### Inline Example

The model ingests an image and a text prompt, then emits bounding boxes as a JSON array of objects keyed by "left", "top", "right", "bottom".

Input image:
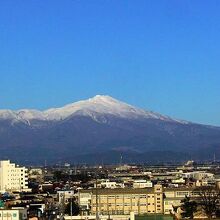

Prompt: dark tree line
[
  {"left": 65, "top": 198, "right": 80, "bottom": 216},
  {"left": 181, "top": 186, "right": 220, "bottom": 219}
]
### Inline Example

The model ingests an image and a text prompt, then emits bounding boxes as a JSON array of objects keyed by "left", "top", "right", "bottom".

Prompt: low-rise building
[
  {"left": 0, "top": 208, "right": 27, "bottom": 220},
  {"left": 78, "top": 185, "right": 163, "bottom": 215},
  {"left": 95, "top": 180, "right": 124, "bottom": 189},
  {"left": 182, "top": 171, "right": 214, "bottom": 180},
  {"left": 132, "top": 180, "right": 153, "bottom": 188},
  {"left": 57, "top": 190, "right": 75, "bottom": 203}
]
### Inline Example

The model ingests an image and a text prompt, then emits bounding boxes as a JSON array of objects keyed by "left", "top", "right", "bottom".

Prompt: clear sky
[{"left": 0, "top": 0, "right": 219, "bottom": 126}]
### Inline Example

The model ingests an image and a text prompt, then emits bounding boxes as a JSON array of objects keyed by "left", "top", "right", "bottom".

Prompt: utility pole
[
  {"left": 70, "top": 196, "right": 73, "bottom": 220},
  {"left": 95, "top": 171, "right": 99, "bottom": 220},
  {"left": 59, "top": 193, "right": 65, "bottom": 220},
  {"left": 120, "top": 154, "right": 123, "bottom": 166}
]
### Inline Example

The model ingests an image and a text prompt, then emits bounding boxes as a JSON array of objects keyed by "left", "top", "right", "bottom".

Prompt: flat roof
[{"left": 79, "top": 188, "right": 155, "bottom": 194}]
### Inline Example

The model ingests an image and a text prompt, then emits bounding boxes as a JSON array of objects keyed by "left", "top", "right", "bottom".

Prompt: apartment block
[{"left": 0, "top": 160, "right": 29, "bottom": 192}]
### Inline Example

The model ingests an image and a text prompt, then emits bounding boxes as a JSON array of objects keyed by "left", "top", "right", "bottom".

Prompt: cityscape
[
  {"left": 1, "top": 159, "right": 220, "bottom": 219},
  {"left": 0, "top": 1, "right": 220, "bottom": 220}
]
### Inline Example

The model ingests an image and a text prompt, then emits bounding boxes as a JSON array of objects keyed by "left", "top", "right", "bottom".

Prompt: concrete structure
[
  {"left": 0, "top": 160, "right": 29, "bottom": 192},
  {"left": 182, "top": 171, "right": 214, "bottom": 180},
  {"left": 62, "top": 212, "right": 134, "bottom": 220},
  {"left": 0, "top": 208, "right": 27, "bottom": 220},
  {"left": 163, "top": 198, "right": 182, "bottom": 215},
  {"left": 95, "top": 180, "right": 124, "bottom": 189},
  {"left": 163, "top": 187, "right": 200, "bottom": 215},
  {"left": 57, "top": 190, "right": 75, "bottom": 203},
  {"left": 78, "top": 185, "right": 163, "bottom": 215},
  {"left": 132, "top": 180, "right": 153, "bottom": 188}
]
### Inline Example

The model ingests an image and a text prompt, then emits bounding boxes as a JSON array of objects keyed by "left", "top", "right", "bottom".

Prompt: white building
[
  {"left": 57, "top": 190, "right": 75, "bottom": 203},
  {"left": 0, "top": 160, "right": 29, "bottom": 193},
  {"left": 132, "top": 180, "right": 153, "bottom": 188},
  {"left": 182, "top": 171, "right": 214, "bottom": 180},
  {"left": 0, "top": 208, "right": 27, "bottom": 220},
  {"left": 95, "top": 180, "right": 124, "bottom": 189},
  {"left": 78, "top": 191, "right": 92, "bottom": 214}
]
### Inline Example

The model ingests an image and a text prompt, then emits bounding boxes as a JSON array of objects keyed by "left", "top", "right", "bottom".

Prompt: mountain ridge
[
  {"left": 0, "top": 95, "right": 220, "bottom": 164},
  {"left": 0, "top": 95, "right": 190, "bottom": 125}
]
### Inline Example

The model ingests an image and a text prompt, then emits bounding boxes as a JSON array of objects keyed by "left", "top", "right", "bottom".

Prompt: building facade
[
  {"left": 0, "top": 208, "right": 27, "bottom": 220},
  {"left": 79, "top": 185, "right": 163, "bottom": 215},
  {"left": 0, "top": 160, "right": 29, "bottom": 192}
]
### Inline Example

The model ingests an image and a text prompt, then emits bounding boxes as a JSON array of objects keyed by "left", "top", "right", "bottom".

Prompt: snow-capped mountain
[
  {"left": 0, "top": 95, "right": 219, "bottom": 164},
  {"left": 0, "top": 95, "right": 187, "bottom": 124}
]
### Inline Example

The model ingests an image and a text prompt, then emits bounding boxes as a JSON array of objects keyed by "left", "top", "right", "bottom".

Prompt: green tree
[
  {"left": 65, "top": 198, "right": 80, "bottom": 216},
  {"left": 181, "top": 196, "right": 197, "bottom": 219},
  {"left": 197, "top": 186, "right": 220, "bottom": 219}
]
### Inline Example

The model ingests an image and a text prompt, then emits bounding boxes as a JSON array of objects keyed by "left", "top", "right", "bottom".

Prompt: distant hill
[{"left": 0, "top": 95, "right": 220, "bottom": 164}]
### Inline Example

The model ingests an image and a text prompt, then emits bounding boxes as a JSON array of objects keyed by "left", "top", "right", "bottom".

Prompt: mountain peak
[
  {"left": 0, "top": 95, "right": 187, "bottom": 124},
  {"left": 44, "top": 95, "right": 175, "bottom": 122},
  {"left": 89, "top": 95, "right": 118, "bottom": 103},
  {"left": 44, "top": 95, "right": 145, "bottom": 120}
]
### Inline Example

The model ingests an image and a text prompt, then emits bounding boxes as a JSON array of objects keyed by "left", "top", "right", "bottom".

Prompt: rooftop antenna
[{"left": 214, "top": 153, "right": 216, "bottom": 163}]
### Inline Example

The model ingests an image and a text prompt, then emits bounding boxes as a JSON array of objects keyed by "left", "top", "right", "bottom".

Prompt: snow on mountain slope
[
  {"left": 0, "top": 109, "right": 46, "bottom": 125},
  {"left": 0, "top": 95, "right": 188, "bottom": 124},
  {"left": 17, "top": 109, "right": 46, "bottom": 120},
  {"left": 0, "top": 110, "right": 17, "bottom": 120},
  {"left": 44, "top": 95, "right": 169, "bottom": 120}
]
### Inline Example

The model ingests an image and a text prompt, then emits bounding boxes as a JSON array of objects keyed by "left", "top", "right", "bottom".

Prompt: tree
[
  {"left": 65, "top": 198, "right": 80, "bottom": 216},
  {"left": 196, "top": 186, "right": 220, "bottom": 219},
  {"left": 181, "top": 196, "right": 197, "bottom": 219}
]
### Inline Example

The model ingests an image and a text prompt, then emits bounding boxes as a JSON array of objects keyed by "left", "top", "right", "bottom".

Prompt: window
[
  {"left": 108, "top": 196, "right": 115, "bottom": 198},
  {"left": 140, "top": 195, "right": 146, "bottom": 198},
  {"left": 177, "top": 191, "right": 189, "bottom": 197}
]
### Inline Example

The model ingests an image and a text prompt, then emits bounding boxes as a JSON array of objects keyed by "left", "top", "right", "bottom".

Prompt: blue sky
[{"left": 0, "top": 0, "right": 219, "bottom": 125}]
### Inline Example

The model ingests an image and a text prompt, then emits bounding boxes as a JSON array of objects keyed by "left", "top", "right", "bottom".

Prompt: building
[
  {"left": 57, "top": 190, "right": 75, "bottom": 203},
  {"left": 163, "top": 187, "right": 200, "bottom": 215},
  {"left": 79, "top": 185, "right": 208, "bottom": 216},
  {"left": 0, "top": 160, "right": 29, "bottom": 192},
  {"left": 95, "top": 180, "right": 124, "bottom": 189},
  {"left": 0, "top": 208, "right": 27, "bottom": 220},
  {"left": 78, "top": 184, "right": 163, "bottom": 215},
  {"left": 132, "top": 180, "right": 153, "bottom": 188},
  {"left": 182, "top": 171, "right": 214, "bottom": 180}
]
